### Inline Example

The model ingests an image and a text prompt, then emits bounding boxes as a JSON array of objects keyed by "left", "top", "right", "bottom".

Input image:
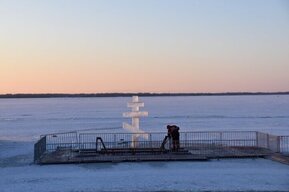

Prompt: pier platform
[{"left": 34, "top": 131, "right": 289, "bottom": 165}]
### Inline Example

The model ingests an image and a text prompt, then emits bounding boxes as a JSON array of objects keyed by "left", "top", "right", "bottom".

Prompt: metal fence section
[
  {"left": 182, "top": 131, "right": 256, "bottom": 147},
  {"left": 79, "top": 132, "right": 164, "bottom": 150},
  {"left": 268, "top": 134, "right": 280, "bottom": 152},
  {"left": 34, "top": 130, "right": 289, "bottom": 163},
  {"left": 45, "top": 131, "right": 78, "bottom": 152},
  {"left": 256, "top": 132, "right": 269, "bottom": 148},
  {"left": 34, "top": 136, "right": 46, "bottom": 163},
  {"left": 256, "top": 132, "right": 280, "bottom": 152},
  {"left": 77, "top": 131, "right": 258, "bottom": 152},
  {"left": 280, "top": 136, "right": 289, "bottom": 153}
]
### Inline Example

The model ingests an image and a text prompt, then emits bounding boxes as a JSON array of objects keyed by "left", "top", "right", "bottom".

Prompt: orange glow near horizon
[{"left": 1, "top": 52, "right": 288, "bottom": 94}]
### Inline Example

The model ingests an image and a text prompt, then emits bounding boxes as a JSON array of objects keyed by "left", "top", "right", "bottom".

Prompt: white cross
[{"left": 123, "top": 96, "right": 148, "bottom": 148}]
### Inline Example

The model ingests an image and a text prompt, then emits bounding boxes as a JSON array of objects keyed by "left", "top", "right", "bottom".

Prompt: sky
[{"left": 0, "top": 0, "right": 289, "bottom": 94}]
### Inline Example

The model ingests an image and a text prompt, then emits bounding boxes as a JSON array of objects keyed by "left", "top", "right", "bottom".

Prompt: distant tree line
[{"left": 0, "top": 92, "right": 289, "bottom": 99}]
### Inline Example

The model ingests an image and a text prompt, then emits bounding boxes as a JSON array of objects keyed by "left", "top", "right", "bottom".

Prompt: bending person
[{"left": 167, "top": 125, "right": 180, "bottom": 151}]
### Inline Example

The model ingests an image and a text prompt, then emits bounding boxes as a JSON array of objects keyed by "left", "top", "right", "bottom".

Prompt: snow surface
[
  {"left": 1, "top": 96, "right": 289, "bottom": 191},
  {"left": 1, "top": 143, "right": 289, "bottom": 192},
  {"left": 1, "top": 95, "right": 289, "bottom": 141}
]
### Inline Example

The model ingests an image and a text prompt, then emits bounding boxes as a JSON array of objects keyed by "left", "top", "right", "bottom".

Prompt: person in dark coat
[{"left": 167, "top": 125, "right": 180, "bottom": 151}]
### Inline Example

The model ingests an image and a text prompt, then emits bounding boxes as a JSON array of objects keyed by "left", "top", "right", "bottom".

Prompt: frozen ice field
[
  {"left": 1, "top": 95, "right": 289, "bottom": 191},
  {"left": 1, "top": 140, "right": 289, "bottom": 192}
]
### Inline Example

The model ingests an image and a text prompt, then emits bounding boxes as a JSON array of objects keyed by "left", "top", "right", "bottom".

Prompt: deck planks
[{"left": 38, "top": 146, "right": 273, "bottom": 164}]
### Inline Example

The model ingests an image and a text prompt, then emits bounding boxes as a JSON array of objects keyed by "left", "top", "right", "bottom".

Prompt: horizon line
[{"left": 0, "top": 91, "right": 289, "bottom": 98}]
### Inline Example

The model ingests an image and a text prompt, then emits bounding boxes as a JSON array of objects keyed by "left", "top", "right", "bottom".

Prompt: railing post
[
  {"left": 220, "top": 132, "right": 223, "bottom": 145},
  {"left": 277, "top": 136, "right": 280, "bottom": 153},
  {"left": 96, "top": 137, "right": 98, "bottom": 152},
  {"left": 78, "top": 134, "right": 81, "bottom": 153},
  {"left": 149, "top": 133, "right": 152, "bottom": 148},
  {"left": 114, "top": 134, "right": 116, "bottom": 148},
  {"left": 34, "top": 136, "right": 47, "bottom": 164},
  {"left": 266, "top": 133, "right": 269, "bottom": 149},
  {"left": 185, "top": 132, "right": 187, "bottom": 147},
  {"left": 256, "top": 132, "right": 259, "bottom": 147}
]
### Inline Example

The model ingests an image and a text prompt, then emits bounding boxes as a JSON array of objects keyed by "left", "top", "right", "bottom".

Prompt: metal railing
[
  {"left": 280, "top": 136, "right": 289, "bottom": 154},
  {"left": 34, "top": 130, "right": 289, "bottom": 163},
  {"left": 256, "top": 132, "right": 281, "bottom": 153},
  {"left": 34, "top": 136, "right": 47, "bottom": 163},
  {"left": 45, "top": 131, "right": 78, "bottom": 152},
  {"left": 77, "top": 131, "right": 257, "bottom": 150}
]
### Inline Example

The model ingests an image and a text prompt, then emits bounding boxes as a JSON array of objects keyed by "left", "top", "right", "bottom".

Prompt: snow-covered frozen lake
[
  {"left": 1, "top": 95, "right": 289, "bottom": 191},
  {"left": 1, "top": 155, "right": 289, "bottom": 192}
]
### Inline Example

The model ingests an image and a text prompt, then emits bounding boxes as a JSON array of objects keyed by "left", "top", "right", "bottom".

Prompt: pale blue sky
[{"left": 0, "top": 0, "right": 289, "bottom": 93}]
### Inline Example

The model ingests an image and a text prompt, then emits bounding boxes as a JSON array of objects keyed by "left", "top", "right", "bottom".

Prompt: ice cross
[{"left": 123, "top": 96, "right": 149, "bottom": 148}]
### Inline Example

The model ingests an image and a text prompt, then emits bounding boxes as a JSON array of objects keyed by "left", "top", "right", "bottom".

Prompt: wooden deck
[{"left": 38, "top": 146, "right": 273, "bottom": 164}]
